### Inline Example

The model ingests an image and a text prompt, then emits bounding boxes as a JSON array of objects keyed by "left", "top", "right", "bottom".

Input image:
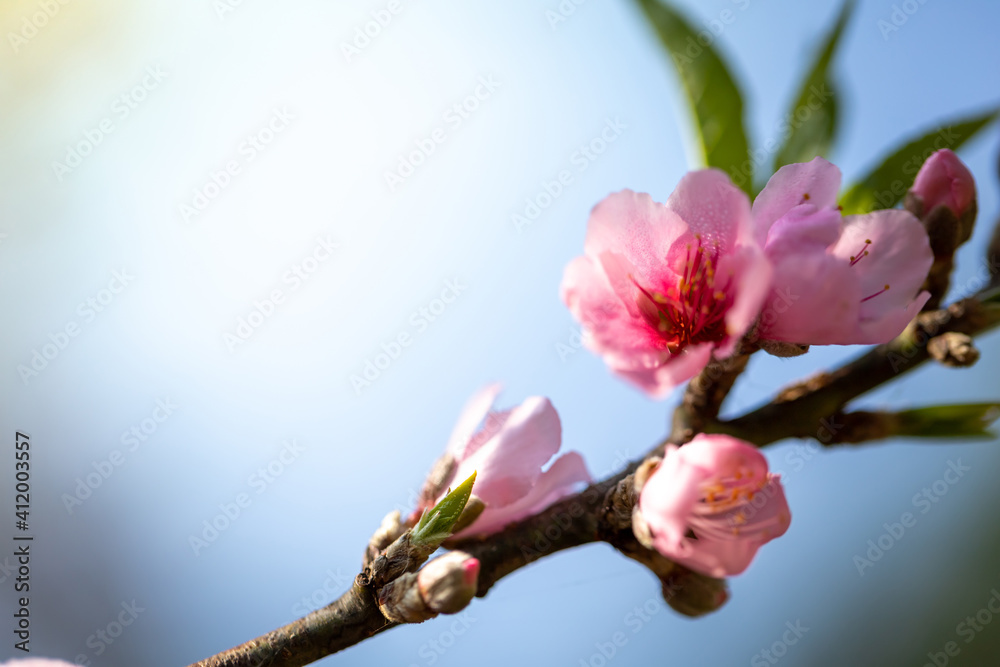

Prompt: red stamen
[
  {"left": 861, "top": 284, "right": 890, "bottom": 302},
  {"left": 631, "top": 237, "right": 730, "bottom": 356},
  {"left": 849, "top": 239, "right": 873, "bottom": 267}
]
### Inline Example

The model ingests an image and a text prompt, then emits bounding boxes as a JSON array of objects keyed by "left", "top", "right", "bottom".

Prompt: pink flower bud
[
  {"left": 911, "top": 149, "right": 977, "bottom": 224},
  {"left": 637, "top": 434, "right": 791, "bottom": 577},
  {"left": 417, "top": 551, "right": 480, "bottom": 615}
]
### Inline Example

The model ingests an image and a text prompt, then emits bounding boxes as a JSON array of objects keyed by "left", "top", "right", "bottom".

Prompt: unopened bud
[
  {"left": 906, "top": 150, "right": 978, "bottom": 309},
  {"left": 661, "top": 566, "right": 729, "bottom": 617},
  {"left": 632, "top": 456, "right": 662, "bottom": 494},
  {"left": 928, "top": 332, "right": 980, "bottom": 367},
  {"left": 909, "top": 149, "right": 977, "bottom": 237},
  {"left": 417, "top": 453, "right": 457, "bottom": 512},
  {"left": 758, "top": 339, "right": 810, "bottom": 358},
  {"left": 378, "top": 551, "right": 480, "bottom": 624},
  {"left": 418, "top": 551, "right": 480, "bottom": 614},
  {"left": 631, "top": 456, "right": 662, "bottom": 547},
  {"left": 364, "top": 510, "right": 405, "bottom": 568}
]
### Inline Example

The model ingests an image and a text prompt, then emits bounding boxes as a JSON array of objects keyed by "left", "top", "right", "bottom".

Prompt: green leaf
[
  {"left": 771, "top": 0, "right": 855, "bottom": 177},
  {"left": 894, "top": 403, "right": 1000, "bottom": 439},
  {"left": 412, "top": 471, "right": 476, "bottom": 547},
  {"left": 636, "top": 0, "right": 751, "bottom": 194},
  {"left": 839, "top": 109, "right": 1000, "bottom": 214}
]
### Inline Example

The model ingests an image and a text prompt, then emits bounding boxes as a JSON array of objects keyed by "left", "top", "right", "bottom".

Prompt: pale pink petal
[
  {"left": 596, "top": 250, "right": 647, "bottom": 320},
  {"left": 763, "top": 205, "right": 842, "bottom": 255},
  {"left": 752, "top": 157, "right": 842, "bottom": 242},
  {"left": 665, "top": 169, "right": 752, "bottom": 250},
  {"left": 714, "top": 245, "right": 772, "bottom": 357},
  {"left": 832, "top": 210, "right": 934, "bottom": 315},
  {"left": 758, "top": 253, "right": 861, "bottom": 344},
  {"left": 857, "top": 291, "right": 930, "bottom": 344},
  {"left": 453, "top": 397, "right": 561, "bottom": 506},
  {"left": 639, "top": 445, "right": 705, "bottom": 549},
  {"left": 675, "top": 434, "right": 770, "bottom": 480},
  {"left": 613, "top": 343, "right": 714, "bottom": 399},
  {"left": 0, "top": 661, "right": 79, "bottom": 667},
  {"left": 584, "top": 190, "right": 688, "bottom": 279},
  {"left": 562, "top": 255, "right": 633, "bottom": 331},
  {"left": 446, "top": 383, "right": 502, "bottom": 458},
  {"left": 456, "top": 451, "right": 591, "bottom": 537}
]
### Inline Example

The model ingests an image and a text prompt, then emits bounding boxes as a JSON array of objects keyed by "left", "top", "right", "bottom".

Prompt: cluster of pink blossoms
[
  {"left": 11, "top": 155, "right": 981, "bottom": 667},
  {"left": 410, "top": 151, "right": 974, "bottom": 583},
  {"left": 561, "top": 155, "right": 944, "bottom": 396}
]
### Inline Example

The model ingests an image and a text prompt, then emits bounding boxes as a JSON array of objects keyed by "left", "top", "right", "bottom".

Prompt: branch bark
[{"left": 717, "top": 298, "right": 1000, "bottom": 445}]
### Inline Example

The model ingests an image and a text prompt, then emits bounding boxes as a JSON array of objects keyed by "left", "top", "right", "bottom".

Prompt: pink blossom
[
  {"left": 911, "top": 149, "right": 976, "bottom": 222},
  {"left": 638, "top": 434, "right": 790, "bottom": 577},
  {"left": 0, "top": 661, "right": 78, "bottom": 667},
  {"left": 431, "top": 384, "right": 591, "bottom": 537},
  {"left": 753, "top": 157, "right": 933, "bottom": 345},
  {"left": 561, "top": 171, "right": 771, "bottom": 397}
]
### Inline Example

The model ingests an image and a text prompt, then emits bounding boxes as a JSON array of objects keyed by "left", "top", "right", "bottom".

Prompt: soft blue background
[{"left": 2, "top": 0, "right": 999, "bottom": 665}]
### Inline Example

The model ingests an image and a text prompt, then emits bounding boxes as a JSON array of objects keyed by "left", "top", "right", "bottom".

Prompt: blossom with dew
[{"left": 561, "top": 170, "right": 771, "bottom": 397}]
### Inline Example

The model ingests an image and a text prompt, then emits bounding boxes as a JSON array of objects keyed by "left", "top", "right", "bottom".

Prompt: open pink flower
[
  {"left": 561, "top": 171, "right": 771, "bottom": 397},
  {"left": 0, "top": 661, "right": 78, "bottom": 667},
  {"left": 638, "top": 434, "right": 790, "bottom": 577},
  {"left": 753, "top": 157, "right": 933, "bottom": 345},
  {"left": 911, "top": 149, "right": 976, "bottom": 223},
  {"left": 429, "top": 384, "right": 591, "bottom": 538}
]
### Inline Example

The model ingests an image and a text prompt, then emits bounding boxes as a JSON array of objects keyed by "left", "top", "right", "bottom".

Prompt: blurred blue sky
[{"left": 2, "top": 0, "right": 1000, "bottom": 665}]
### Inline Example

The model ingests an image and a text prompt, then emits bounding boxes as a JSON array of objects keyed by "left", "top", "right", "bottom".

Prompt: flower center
[{"left": 631, "top": 236, "right": 731, "bottom": 355}]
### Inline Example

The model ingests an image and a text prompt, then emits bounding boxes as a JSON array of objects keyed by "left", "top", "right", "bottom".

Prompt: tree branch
[
  {"left": 188, "top": 583, "right": 393, "bottom": 667},
  {"left": 188, "top": 296, "right": 1000, "bottom": 667},
  {"left": 717, "top": 297, "right": 1000, "bottom": 445}
]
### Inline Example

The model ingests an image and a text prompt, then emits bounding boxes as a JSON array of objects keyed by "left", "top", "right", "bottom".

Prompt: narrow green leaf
[
  {"left": 636, "top": 0, "right": 752, "bottom": 194},
  {"left": 412, "top": 471, "right": 476, "bottom": 547},
  {"left": 839, "top": 109, "right": 1000, "bottom": 214},
  {"left": 771, "top": 0, "right": 855, "bottom": 176},
  {"left": 894, "top": 403, "right": 1000, "bottom": 439}
]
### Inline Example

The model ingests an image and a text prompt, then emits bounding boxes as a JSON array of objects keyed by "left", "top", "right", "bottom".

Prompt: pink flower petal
[
  {"left": 665, "top": 169, "right": 753, "bottom": 250},
  {"left": 584, "top": 190, "right": 688, "bottom": 280},
  {"left": 454, "top": 397, "right": 561, "bottom": 506},
  {"left": 752, "top": 157, "right": 842, "bottom": 242},
  {"left": 446, "top": 383, "right": 502, "bottom": 458},
  {"left": 612, "top": 344, "right": 714, "bottom": 399},
  {"left": 758, "top": 253, "right": 861, "bottom": 344},
  {"left": 456, "top": 451, "right": 591, "bottom": 537},
  {"left": 831, "top": 210, "right": 933, "bottom": 315},
  {"left": 714, "top": 244, "right": 772, "bottom": 357},
  {"left": 434, "top": 388, "right": 592, "bottom": 538}
]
